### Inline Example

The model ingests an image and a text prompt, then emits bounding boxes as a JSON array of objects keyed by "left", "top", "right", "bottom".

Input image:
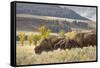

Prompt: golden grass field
[{"left": 16, "top": 42, "right": 96, "bottom": 65}]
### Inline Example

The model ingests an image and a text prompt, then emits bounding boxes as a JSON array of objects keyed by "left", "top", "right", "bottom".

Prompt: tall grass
[{"left": 16, "top": 44, "right": 96, "bottom": 65}]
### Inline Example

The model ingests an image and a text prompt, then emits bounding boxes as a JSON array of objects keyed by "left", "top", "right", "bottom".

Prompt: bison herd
[{"left": 35, "top": 32, "right": 96, "bottom": 54}]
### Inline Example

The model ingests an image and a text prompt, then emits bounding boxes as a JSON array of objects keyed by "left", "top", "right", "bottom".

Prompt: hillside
[
  {"left": 16, "top": 3, "right": 96, "bottom": 32},
  {"left": 16, "top": 3, "right": 89, "bottom": 20}
]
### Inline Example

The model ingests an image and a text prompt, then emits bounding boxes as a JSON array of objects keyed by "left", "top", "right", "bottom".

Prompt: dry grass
[{"left": 16, "top": 43, "right": 96, "bottom": 65}]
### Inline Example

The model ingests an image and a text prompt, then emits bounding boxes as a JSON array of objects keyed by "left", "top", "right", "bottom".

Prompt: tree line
[{"left": 17, "top": 25, "right": 76, "bottom": 46}]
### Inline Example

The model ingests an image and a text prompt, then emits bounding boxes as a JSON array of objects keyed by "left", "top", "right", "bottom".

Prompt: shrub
[
  {"left": 18, "top": 32, "right": 25, "bottom": 46},
  {"left": 65, "top": 31, "right": 77, "bottom": 40}
]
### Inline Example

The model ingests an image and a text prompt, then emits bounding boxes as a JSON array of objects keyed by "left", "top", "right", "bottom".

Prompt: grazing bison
[
  {"left": 34, "top": 37, "right": 64, "bottom": 54},
  {"left": 34, "top": 38, "right": 81, "bottom": 54},
  {"left": 74, "top": 32, "right": 96, "bottom": 47},
  {"left": 34, "top": 33, "right": 96, "bottom": 54},
  {"left": 65, "top": 39, "right": 81, "bottom": 49},
  {"left": 34, "top": 38, "right": 53, "bottom": 54},
  {"left": 83, "top": 33, "right": 96, "bottom": 47},
  {"left": 73, "top": 33, "right": 86, "bottom": 48},
  {"left": 54, "top": 39, "right": 81, "bottom": 49},
  {"left": 53, "top": 39, "right": 65, "bottom": 49}
]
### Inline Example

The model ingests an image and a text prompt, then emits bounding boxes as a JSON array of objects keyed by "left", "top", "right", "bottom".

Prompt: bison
[
  {"left": 34, "top": 38, "right": 53, "bottom": 54},
  {"left": 34, "top": 33, "right": 96, "bottom": 54},
  {"left": 83, "top": 33, "right": 96, "bottom": 47}
]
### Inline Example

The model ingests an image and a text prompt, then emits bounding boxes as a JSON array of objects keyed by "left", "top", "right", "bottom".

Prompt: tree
[
  {"left": 59, "top": 30, "right": 65, "bottom": 38},
  {"left": 18, "top": 32, "right": 25, "bottom": 46},
  {"left": 39, "top": 26, "right": 47, "bottom": 35},
  {"left": 39, "top": 26, "right": 51, "bottom": 39},
  {"left": 44, "top": 29, "right": 51, "bottom": 39},
  {"left": 33, "top": 35, "right": 41, "bottom": 46}
]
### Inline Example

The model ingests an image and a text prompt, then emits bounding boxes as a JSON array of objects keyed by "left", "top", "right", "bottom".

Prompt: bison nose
[{"left": 35, "top": 49, "right": 42, "bottom": 54}]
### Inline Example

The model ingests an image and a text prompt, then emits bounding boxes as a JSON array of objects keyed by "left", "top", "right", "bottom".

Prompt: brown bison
[
  {"left": 34, "top": 38, "right": 53, "bottom": 54},
  {"left": 34, "top": 37, "right": 64, "bottom": 54},
  {"left": 83, "top": 33, "right": 96, "bottom": 47},
  {"left": 74, "top": 32, "right": 96, "bottom": 47},
  {"left": 34, "top": 33, "right": 96, "bottom": 54},
  {"left": 35, "top": 38, "right": 81, "bottom": 54}
]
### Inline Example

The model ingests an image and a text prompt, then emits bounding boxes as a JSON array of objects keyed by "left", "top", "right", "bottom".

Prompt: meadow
[
  {"left": 16, "top": 27, "right": 96, "bottom": 65},
  {"left": 16, "top": 43, "right": 96, "bottom": 65}
]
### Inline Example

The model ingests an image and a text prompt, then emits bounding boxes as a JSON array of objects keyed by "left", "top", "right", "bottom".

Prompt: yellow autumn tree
[
  {"left": 39, "top": 26, "right": 51, "bottom": 39},
  {"left": 18, "top": 32, "right": 25, "bottom": 46}
]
